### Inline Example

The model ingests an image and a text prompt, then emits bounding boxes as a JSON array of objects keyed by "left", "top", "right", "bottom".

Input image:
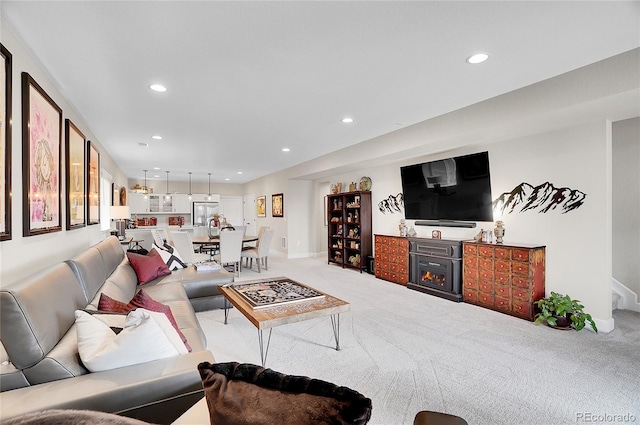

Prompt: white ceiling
[{"left": 2, "top": 1, "right": 639, "bottom": 184}]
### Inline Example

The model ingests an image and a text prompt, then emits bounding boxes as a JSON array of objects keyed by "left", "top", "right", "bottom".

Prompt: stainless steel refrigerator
[{"left": 192, "top": 201, "right": 220, "bottom": 227}]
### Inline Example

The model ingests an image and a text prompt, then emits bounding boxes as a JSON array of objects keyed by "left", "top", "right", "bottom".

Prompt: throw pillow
[
  {"left": 98, "top": 290, "right": 192, "bottom": 352},
  {"left": 75, "top": 309, "right": 187, "bottom": 372},
  {"left": 152, "top": 242, "right": 187, "bottom": 271},
  {"left": 198, "top": 362, "right": 372, "bottom": 425},
  {"left": 126, "top": 250, "right": 171, "bottom": 285}
]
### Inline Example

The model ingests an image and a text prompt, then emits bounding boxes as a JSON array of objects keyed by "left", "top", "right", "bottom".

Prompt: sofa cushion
[
  {"left": 88, "top": 262, "right": 138, "bottom": 309},
  {"left": 127, "top": 251, "right": 171, "bottom": 285},
  {"left": 152, "top": 243, "right": 187, "bottom": 271},
  {"left": 198, "top": 362, "right": 372, "bottom": 425},
  {"left": 98, "top": 291, "right": 192, "bottom": 352},
  {"left": 0, "top": 263, "right": 86, "bottom": 371},
  {"left": 75, "top": 309, "right": 187, "bottom": 372}
]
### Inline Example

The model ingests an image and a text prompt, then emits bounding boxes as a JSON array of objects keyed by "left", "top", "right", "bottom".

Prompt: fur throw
[{"left": 198, "top": 361, "right": 372, "bottom": 425}]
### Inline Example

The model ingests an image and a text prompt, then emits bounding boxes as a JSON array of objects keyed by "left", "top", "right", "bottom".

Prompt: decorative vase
[
  {"left": 407, "top": 226, "right": 417, "bottom": 237},
  {"left": 494, "top": 221, "right": 505, "bottom": 244}
]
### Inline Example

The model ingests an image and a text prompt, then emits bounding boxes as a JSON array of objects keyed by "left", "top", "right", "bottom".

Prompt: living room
[{"left": 1, "top": 2, "right": 639, "bottom": 424}]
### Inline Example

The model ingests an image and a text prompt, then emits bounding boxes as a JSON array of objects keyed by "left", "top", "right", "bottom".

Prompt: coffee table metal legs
[
  {"left": 258, "top": 329, "right": 273, "bottom": 367},
  {"left": 223, "top": 298, "right": 230, "bottom": 324},
  {"left": 330, "top": 313, "right": 341, "bottom": 351},
  {"left": 223, "top": 300, "right": 342, "bottom": 366}
]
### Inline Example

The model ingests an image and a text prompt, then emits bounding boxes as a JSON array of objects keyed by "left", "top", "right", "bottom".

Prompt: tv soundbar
[{"left": 415, "top": 220, "right": 477, "bottom": 228}]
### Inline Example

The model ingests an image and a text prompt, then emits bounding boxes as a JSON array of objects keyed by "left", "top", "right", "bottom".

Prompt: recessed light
[
  {"left": 237, "top": 171, "right": 243, "bottom": 175},
  {"left": 341, "top": 117, "right": 354, "bottom": 123},
  {"left": 153, "top": 167, "right": 160, "bottom": 170},
  {"left": 225, "top": 178, "right": 230, "bottom": 181},
  {"left": 152, "top": 135, "right": 162, "bottom": 140},
  {"left": 154, "top": 175, "right": 160, "bottom": 178},
  {"left": 138, "top": 142, "right": 148, "bottom": 147},
  {"left": 466, "top": 53, "right": 489, "bottom": 64},
  {"left": 282, "top": 148, "right": 290, "bottom": 152},
  {"left": 149, "top": 84, "right": 167, "bottom": 92}
]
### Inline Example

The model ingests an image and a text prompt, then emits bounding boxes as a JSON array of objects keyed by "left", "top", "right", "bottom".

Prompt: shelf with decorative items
[{"left": 327, "top": 191, "right": 371, "bottom": 273}]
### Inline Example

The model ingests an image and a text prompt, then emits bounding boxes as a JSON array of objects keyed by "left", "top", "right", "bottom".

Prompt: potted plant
[{"left": 534, "top": 292, "right": 598, "bottom": 332}]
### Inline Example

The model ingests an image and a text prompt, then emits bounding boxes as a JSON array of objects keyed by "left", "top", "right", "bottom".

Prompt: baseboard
[
  {"left": 287, "top": 252, "right": 316, "bottom": 259},
  {"left": 612, "top": 277, "right": 640, "bottom": 313},
  {"left": 592, "top": 316, "right": 615, "bottom": 333}
]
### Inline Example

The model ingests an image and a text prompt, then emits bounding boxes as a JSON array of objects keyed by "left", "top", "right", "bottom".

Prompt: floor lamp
[{"left": 110, "top": 206, "right": 130, "bottom": 239}]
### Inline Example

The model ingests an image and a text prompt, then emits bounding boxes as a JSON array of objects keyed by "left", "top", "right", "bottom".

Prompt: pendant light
[
  {"left": 188, "top": 172, "right": 193, "bottom": 200},
  {"left": 143, "top": 170, "right": 148, "bottom": 199},
  {"left": 207, "top": 172, "right": 212, "bottom": 200},
  {"left": 165, "top": 171, "right": 170, "bottom": 200}
]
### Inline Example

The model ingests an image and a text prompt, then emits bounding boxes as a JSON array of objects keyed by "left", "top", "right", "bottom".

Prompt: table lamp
[{"left": 110, "top": 206, "right": 130, "bottom": 239}]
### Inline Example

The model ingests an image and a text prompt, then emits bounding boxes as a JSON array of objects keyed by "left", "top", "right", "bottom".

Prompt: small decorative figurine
[{"left": 494, "top": 221, "right": 506, "bottom": 244}]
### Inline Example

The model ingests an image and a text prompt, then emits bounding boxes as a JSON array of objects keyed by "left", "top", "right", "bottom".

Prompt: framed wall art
[
  {"left": 112, "top": 183, "right": 120, "bottom": 206},
  {"left": 22, "top": 72, "right": 62, "bottom": 237},
  {"left": 272, "top": 193, "right": 283, "bottom": 218},
  {"left": 1, "top": 44, "right": 12, "bottom": 241},
  {"left": 65, "top": 119, "right": 86, "bottom": 230},
  {"left": 257, "top": 195, "right": 266, "bottom": 217},
  {"left": 87, "top": 141, "right": 100, "bottom": 225}
]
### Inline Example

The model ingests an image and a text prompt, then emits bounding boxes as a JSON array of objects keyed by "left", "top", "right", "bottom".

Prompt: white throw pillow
[
  {"left": 152, "top": 242, "right": 187, "bottom": 270},
  {"left": 75, "top": 308, "right": 188, "bottom": 372}
]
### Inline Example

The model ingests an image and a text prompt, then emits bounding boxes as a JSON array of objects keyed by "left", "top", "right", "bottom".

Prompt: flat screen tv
[{"left": 400, "top": 151, "right": 494, "bottom": 222}]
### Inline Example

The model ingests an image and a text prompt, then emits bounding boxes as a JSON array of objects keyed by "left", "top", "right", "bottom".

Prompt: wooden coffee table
[{"left": 218, "top": 277, "right": 350, "bottom": 366}]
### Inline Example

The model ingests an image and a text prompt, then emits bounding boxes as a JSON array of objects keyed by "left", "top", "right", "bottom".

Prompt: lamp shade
[{"left": 110, "top": 206, "right": 131, "bottom": 220}]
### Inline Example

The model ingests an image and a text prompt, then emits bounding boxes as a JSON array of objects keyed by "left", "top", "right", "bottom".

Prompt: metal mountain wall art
[
  {"left": 493, "top": 182, "right": 586, "bottom": 215},
  {"left": 378, "top": 193, "right": 404, "bottom": 214}
]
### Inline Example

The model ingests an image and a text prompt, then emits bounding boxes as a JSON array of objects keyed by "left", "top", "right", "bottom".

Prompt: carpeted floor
[{"left": 197, "top": 254, "right": 640, "bottom": 425}]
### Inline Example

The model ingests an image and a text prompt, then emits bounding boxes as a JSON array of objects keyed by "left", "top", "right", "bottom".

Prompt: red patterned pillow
[
  {"left": 98, "top": 290, "right": 192, "bottom": 352},
  {"left": 126, "top": 251, "right": 171, "bottom": 285}
]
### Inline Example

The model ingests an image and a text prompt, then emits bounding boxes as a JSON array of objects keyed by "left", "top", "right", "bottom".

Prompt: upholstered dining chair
[
  {"left": 151, "top": 229, "right": 169, "bottom": 247},
  {"left": 215, "top": 230, "right": 244, "bottom": 276},
  {"left": 241, "top": 229, "right": 274, "bottom": 272},
  {"left": 169, "top": 231, "right": 209, "bottom": 265},
  {"left": 243, "top": 226, "right": 269, "bottom": 251}
]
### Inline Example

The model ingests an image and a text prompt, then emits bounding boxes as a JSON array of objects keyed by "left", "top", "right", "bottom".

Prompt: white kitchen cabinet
[
  {"left": 173, "top": 194, "right": 191, "bottom": 213},
  {"left": 129, "top": 193, "right": 148, "bottom": 214}
]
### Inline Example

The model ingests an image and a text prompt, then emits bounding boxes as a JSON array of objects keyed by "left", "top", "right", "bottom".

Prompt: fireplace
[{"left": 408, "top": 238, "right": 462, "bottom": 302}]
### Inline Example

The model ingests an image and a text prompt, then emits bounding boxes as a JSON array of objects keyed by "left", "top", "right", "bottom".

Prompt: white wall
[
  {"left": 287, "top": 180, "right": 314, "bottom": 258},
  {"left": 612, "top": 117, "right": 640, "bottom": 296},
  {"left": 242, "top": 170, "right": 289, "bottom": 255},
  {"left": 0, "top": 21, "right": 128, "bottom": 285}
]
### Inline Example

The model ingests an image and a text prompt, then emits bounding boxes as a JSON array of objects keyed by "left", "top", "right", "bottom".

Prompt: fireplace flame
[{"left": 421, "top": 271, "right": 446, "bottom": 285}]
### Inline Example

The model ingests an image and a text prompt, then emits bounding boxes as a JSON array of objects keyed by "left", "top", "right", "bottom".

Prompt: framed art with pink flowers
[{"left": 21, "top": 72, "right": 62, "bottom": 237}]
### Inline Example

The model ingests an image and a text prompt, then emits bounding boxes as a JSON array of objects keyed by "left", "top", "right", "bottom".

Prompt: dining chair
[
  {"left": 234, "top": 225, "right": 247, "bottom": 235},
  {"left": 241, "top": 229, "right": 274, "bottom": 273},
  {"left": 169, "top": 231, "right": 209, "bottom": 265},
  {"left": 152, "top": 229, "right": 169, "bottom": 247},
  {"left": 215, "top": 230, "right": 244, "bottom": 276},
  {"left": 242, "top": 225, "right": 269, "bottom": 251}
]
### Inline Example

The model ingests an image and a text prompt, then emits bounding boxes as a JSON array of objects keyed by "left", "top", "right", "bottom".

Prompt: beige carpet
[{"left": 197, "top": 254, "right": 640, "bottom": 425}]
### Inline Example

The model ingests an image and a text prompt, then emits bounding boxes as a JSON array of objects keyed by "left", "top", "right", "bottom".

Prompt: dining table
[{"left": 191, "top": 234, "right": 258, "bottom": 246}]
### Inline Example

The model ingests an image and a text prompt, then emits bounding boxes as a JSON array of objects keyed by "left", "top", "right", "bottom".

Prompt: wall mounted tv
[{"left": 400, "top": 151, "right": 494, "bottom": 223}]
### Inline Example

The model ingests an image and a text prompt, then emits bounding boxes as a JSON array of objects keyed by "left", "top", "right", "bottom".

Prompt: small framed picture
[
  {"left": 87, "top": 141, "right": 100, "bottom": 225},
  {"left": 272, "top": 193, "right": 283, "bottom": 217},
  {"left": 256, "top": 195, "right": 266, "bottom": 217},
  {"left": 65, "top": 119, "right": 86, "bottom": 230},
  {"left": 432, "top": 230, "right": 441, "bottom": 239}
]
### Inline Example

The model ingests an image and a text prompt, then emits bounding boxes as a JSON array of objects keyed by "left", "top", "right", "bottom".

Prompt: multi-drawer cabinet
[
  {"left": 462, "top": 241, "right": 545, "bottom": 320},
  {"left": 374, "top": 235, "right": 410, "bottom": 285}
]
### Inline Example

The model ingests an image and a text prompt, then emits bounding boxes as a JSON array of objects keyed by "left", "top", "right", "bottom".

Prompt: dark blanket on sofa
[{"left": 198, "top": 361, "right": 372, "bottom": 425}]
